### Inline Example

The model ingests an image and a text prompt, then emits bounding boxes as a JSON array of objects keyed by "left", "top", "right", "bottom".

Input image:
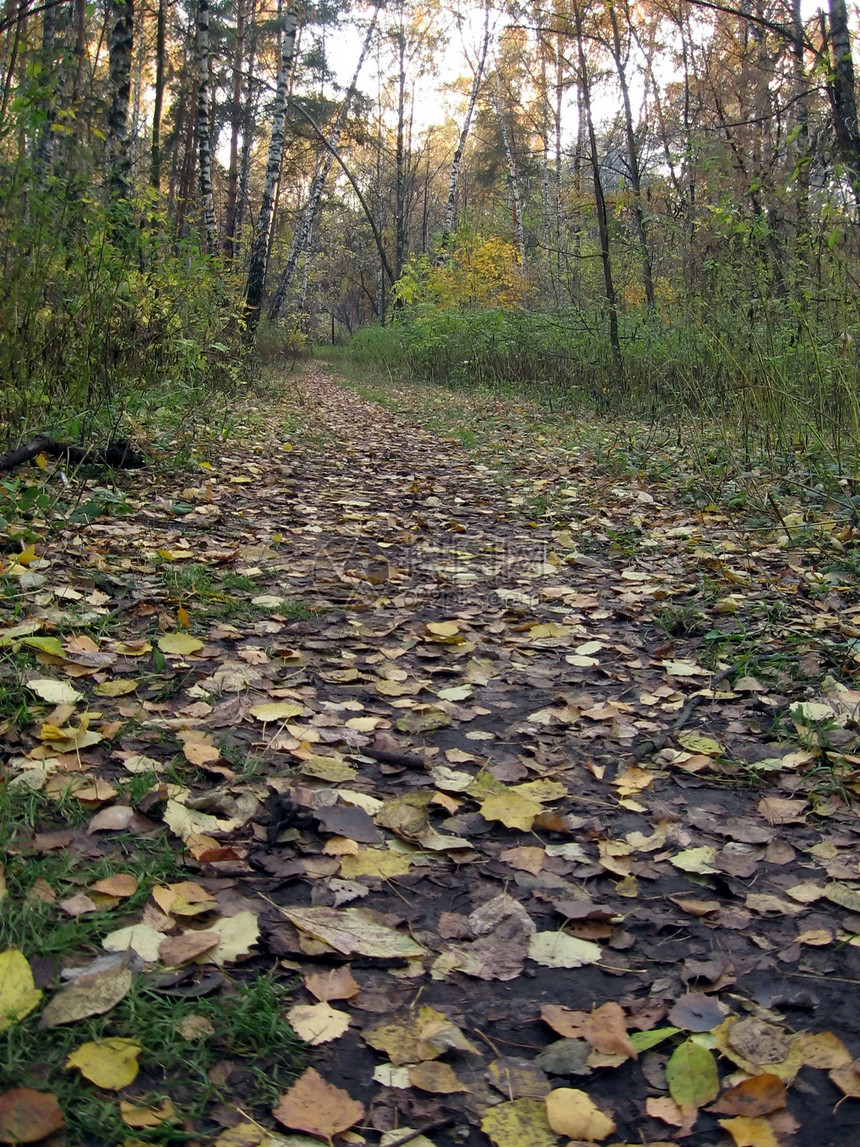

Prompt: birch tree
[
  {"left": 269, "top": 5, "right": 379, "bottom": 319},
  {"left": 442, "top": 0, "right": 493, "bottom": 240},
  {"left": 107, "top": 0, "right": 134, "bottom": 199},
  {"left": 244, "top": 4, "right": 300, "bottom": 335},
  {"left": 197, "top": 0, "right": 217, "bottom": 253}
]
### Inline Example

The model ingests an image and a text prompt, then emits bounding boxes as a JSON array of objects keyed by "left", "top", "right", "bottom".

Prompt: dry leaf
[
  {"left": 0, "top": 1088, "right": 64, "bottom": 1143},
  {"left": 545, "top": 1087, "right": 616, "bottom": 1140},
  {"left": 272, "top": 1067, "right": 364, "bottom": 1139},
  {"left": 286, "top": 1002, "right": 350, "bottom": 1045},
  {"left": 65, "top": 1038, "right": 141, "bottom": 1089},
  {"left": 480, "top": 1097, "right": 557, "bottom": 1147},
  {"left": 38, "top": 964, "right": 132, "bottom": 1028},
  {"left": 304, "top": 967, "right": 359, "bottom": 1002},
  {"left": 0, "top": 950, "right": 42, "bottom": 1031}
]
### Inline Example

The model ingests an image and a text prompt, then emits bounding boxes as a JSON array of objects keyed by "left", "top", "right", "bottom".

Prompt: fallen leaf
[
  {"left": 545, "top": 1087, "right": 616, "bottom": 1140},
  {"left": 665, "top": 1039, "right": 719, "bottom": 1112},
  {"left": 119, "top": 1098, "right": 176, "bottom": 1128},
  {"left": 407, "top": 1060, "right": 469, "bottom": 1093},
  {"left": 27, "top": 678, "right": 83, "bottom": 704},
  {"left": 0, "top": 1089, "right": 64, "bottom": 1143},
  {"left": 157, "top": 632, "right": 204, "bottom": 656},
  {"left": 65, "top": 1038, "right": 141, "bottom": 1089},
  {"left": 286, "top": 1002, "right": 350, "bottom": 1045},
  {"left": 38, "top": 964, "right": 132, "bottom": 1028},
  {"left": 304, "top": 967, "right": 360, "bottom": 1002},
  {"left": 709, "top": 1073, "right": 786, "bottom": 1117},
  {"left": 580, "top": 1002, "right": 637, "bottom": 1059},
  {"left": 718, "top": 1115, "right": 779, "bottom": 1147},
  {"left": 0, "top": 950, "right": 43, "bottom": 1031},
  {"left": 528, "top": 931, "right": 602, "bottom": 968},
  {"left": 480, "top": 1097, "right": 558, "bottom": 1147},
  {"left": 272, "top": 1067, "right": 364, "bottom": 1139},
  {"left": 281, "top": 906, "right": 425, "bottom": 959}
]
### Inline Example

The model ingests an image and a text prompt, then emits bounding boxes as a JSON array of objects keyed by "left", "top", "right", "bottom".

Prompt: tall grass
[{"left": 346, "top": 300, "right": 860, "bottom": 482}]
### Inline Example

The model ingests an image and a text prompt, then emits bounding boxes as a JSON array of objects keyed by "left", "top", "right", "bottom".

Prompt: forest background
[{"left": 2, "top": 0, "right": 860, "bottom": 484}]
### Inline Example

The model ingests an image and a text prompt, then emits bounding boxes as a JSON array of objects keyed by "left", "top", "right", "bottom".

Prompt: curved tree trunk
[
  {"left": 244, "top": 4, "right": 299, "bottom": 336},
  {"left": 269, "top": 5, "right": 378, "bottom": 319},
  {"left": 442, "top": 0, "right": 491, "bottom": 240}
]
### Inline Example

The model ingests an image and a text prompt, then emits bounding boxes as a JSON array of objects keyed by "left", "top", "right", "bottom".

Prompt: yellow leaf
[
  {"left": 0, "top": 949, "right": 43, "bottom": 1030},
  {"left": 157, "top": 632, "right": 203, "bottom": 656},
  {"left": 177, "top": 605, "right": 190, "bottom": 629},
  {"left": 119, "top": 1099, "right": 176, "bottom": 1128},
  {"left": 35, "top": 452, "right": 48, "bottom": 470},
  {"left": 17, "top": 545, "right": 37, "bottom": 566},
  {"left": 718, "top": 1115, "right": 779, "bottom": 1147},
  {"left": 199, "top": 910, "right": 260, "bottom": 966},
  {"left": 528, "top": 931, "right": 602, "bottom": 968},
  {"left": 677, "top": 732, "right": 724, "bottom": 756},
  {"left": 545, "top": 1087, "right": 617, "bottom": 1140},
  {"left": 480, "top": 793, "right": 541, "bottom": 831},
  {"left": 426, "top": 621, "right": 460, "bottom": 637},
  {"left": 480, "top": 1098, "right": 557, "bottom": 1147},
  {"left": 248, "top": 701, "right": 304, "bottom": 722},
  {"left": 93, "top": 679, "right": 138, "bottom": 697},
  {"left": 28, "top": 678, "right": 83, "bottom": 705},
  {"left": 340, "top": 849, "right": 412, "bottom": 879},
  {"left": 65, "top": 1038, "right": 141, "bottom": 1089},
  {"left": 287, "top": 1001, "right": 351, "bottom": 1045}
]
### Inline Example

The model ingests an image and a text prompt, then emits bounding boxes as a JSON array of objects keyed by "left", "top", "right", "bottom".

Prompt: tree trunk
[
  {"left": 574, "top": 2, "right": 620, "bottom": 363},
  {"left": 606, "top": 0, "right": 654, "bottom": 308},
  {"left": 107, "top": 0, "right": 134, "bottom": 199},
  {"left": 234, "top": 0, "right": 259, "bottom": 260},
  {"left": 492, "top": 70, "right": 525, "bottom": 265},
  {"left": 269, "top": 6, "right": 378, "bottom": 318},
  {"left": 442, "top": 0, "right": 491, "bottom": 240},
  {"left": 197, "top": 0, "right": 217, "bottom": 252},
  {"left": 826, "top": 0, "right": 860, "bottom": 202},
  {"left": 395, "top": 21, "right": 408, "bottom": 278},
  {"left": 244, "top": 4, "right": 299, "bottom": 336},
  {"left": 223, "top": 0, "right": 245, "bottom": 256},
  {"left": 150, "top": 0, "right": 166, "bottom": 189}
]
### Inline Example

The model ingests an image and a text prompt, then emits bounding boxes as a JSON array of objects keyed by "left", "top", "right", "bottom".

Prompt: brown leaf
[
  {"left": 408, "top": 1061, "right": 469, "bottom": 1093},
  {"left": 668, "top": 992, "right": 730, "bottom": 1033},
  {"left": 580, "top": 1001, "right": 637, "bottom": 1060},
  {"left": 709, "top": 1073, "right": 787, "bottom": 1117},
  {"left": 272, "top": 1067, "right": 364, "bottom": 1139},
  {"left": 38, "top": 964, "right": 132, "bottom": 1028},
  {"left": 158, "top": 931, "right": 220, "bottom": 966},
  {"left": 0, "top": 1089, "right": 64, "bottom": 1143},
  {"left": 304, "top": 966, "right": 360, "bottom": 1002}
]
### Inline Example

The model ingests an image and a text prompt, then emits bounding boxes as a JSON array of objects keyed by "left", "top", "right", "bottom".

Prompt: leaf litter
[{"left": 2, "top": 366, "right": 860, "bottom": 1144}]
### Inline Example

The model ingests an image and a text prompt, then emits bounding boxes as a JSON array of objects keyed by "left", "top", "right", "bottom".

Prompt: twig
[
  {"left": 627, "top": 666, "right": 735, "bottom": 764},
  {"left": 377, "top": 1116, "right": 455, "bottom": 1147}
]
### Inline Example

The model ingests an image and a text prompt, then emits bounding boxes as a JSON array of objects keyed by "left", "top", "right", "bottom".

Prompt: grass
[{"left": 0, "top": 782, "right": 304, "bottom": 1144}]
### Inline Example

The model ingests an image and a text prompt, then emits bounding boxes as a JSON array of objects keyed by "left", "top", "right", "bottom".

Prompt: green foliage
[
  {"left": 349, "top": 296, "right": 860, "bottom": 484},
  {"left": 0, "top": 170, "right": 247, "bottom": 450},
  {"left": 393, "top": 234, "right": 527, "bottom": 310}
]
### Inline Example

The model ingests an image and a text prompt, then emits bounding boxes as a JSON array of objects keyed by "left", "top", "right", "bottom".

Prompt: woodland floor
[{"left": 4, "top": 363, "right": 860, "bottom": 1147}]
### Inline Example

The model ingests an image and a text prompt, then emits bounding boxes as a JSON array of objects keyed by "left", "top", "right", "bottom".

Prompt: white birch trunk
[{"left": 244, "top": 4, "right": 299, "bottom": 334}]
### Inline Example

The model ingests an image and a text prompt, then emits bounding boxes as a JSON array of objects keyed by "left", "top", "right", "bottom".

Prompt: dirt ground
[{"left": 6, "top": 364, "right": 860, "bottom": 1146}]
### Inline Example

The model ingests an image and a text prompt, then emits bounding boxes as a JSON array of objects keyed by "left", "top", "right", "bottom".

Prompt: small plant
[{"left": 656, "top": 603, "right": 706, "bottom": 637}]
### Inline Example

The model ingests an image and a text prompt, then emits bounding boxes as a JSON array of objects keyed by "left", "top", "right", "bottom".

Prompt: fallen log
[{"left": 0, "top": 436, "right": 144, "bottom": 473}]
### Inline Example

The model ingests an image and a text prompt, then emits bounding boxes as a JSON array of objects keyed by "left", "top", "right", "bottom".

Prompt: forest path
[{"left": 5, "top": 364, "right": 860, "bottom": 1146}]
